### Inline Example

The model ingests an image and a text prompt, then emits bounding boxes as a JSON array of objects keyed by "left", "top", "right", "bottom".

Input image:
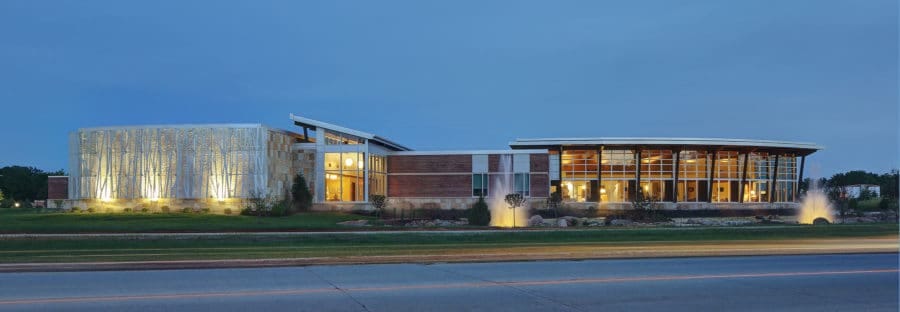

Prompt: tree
[
  {"left": 0, "top": 189, "right": 4, "bottom": 203},
  {"left": 504, "top": 193, "right": 526, "bottom": 228},
  {"left": 545, "top": 191, "right": 562, "bottom": 218},
  {"left": 467, "top": 196, "right": 491, "bottom": 226},
  {"left": 0, "top": 166, "right": 65, "bottom": 202},
  {"left": 370, "top": 195, "right": 386, "bottom": 218},
  {"left": 291, "top": 173, "right": 313, "bottom": 212}
]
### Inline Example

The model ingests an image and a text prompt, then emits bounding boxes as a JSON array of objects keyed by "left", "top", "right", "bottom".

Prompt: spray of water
[
  {"left": 797, "top": 178, "right": 835, "bottom": 224},
  {"left": 489, "top": 154, "right": 529, "bottom": 227}
]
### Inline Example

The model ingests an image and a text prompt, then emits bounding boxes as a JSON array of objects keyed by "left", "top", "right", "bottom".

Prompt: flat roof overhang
[{"left": 509, "top": 137, "right": 822, "bottom": 156}]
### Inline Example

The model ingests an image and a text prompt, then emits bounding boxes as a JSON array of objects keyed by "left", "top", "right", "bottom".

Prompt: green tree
[
  {"left": 504, "top": 193, "right": 526, "bottom": 228},
  {"left": 467, "top": 196, "right": 491, "bottom": 226},
  {"left": 291, "top": 173, "right": 313, "bottom": 212},
  {"left": 0, "top": 166, "right": 65, "bottom": 202},
  {"left": 370, "top": 195, "right": 387, "bottom": 218}
]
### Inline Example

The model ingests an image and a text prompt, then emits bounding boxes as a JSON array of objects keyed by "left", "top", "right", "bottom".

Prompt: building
[{"left": 51, "top": 115, "right": 821, "bottom": 216}]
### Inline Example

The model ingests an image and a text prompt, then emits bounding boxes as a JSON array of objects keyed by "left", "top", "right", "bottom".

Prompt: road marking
[{"left": 0, "top": 268, "right": 896, "bottom": 306}]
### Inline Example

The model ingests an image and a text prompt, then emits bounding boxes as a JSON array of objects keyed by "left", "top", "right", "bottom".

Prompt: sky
[{"left": 0, "top": 1, "right": 897, "bottom": 177}]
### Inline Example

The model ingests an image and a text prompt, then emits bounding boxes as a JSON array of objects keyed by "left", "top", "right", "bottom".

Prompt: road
[{"left": 0, "top": 253, "right": 896, "bottom": 311}]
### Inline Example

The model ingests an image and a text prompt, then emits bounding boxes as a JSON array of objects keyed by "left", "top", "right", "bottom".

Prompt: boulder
[
  {"left": 337, "top": 220, "right": 369, "bottom": 226},
  {"left": 528, "top": 215, "right": 545, "bottom": 227},
  {"left": 557, "top": 218, "right": 568, "bottom": 227},
  {"left": 609, "top": 219, "right": 633, "bottom": 226}
]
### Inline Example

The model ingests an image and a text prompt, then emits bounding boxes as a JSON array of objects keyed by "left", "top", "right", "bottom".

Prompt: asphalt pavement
[{"left": 0, "top": 253, "right": 896, "bottom": 311}]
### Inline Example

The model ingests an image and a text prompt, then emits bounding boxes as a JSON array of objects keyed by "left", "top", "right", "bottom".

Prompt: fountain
[
  {"left": 797, "top": 177, "right": 835, "bottom": 224},
  {"left": 489, "top": 154, "right": 529, "bottom": 227}
]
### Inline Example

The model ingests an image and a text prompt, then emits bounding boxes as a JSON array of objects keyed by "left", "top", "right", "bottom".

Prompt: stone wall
[{"left": 60, "top": 198, "right": 249, "bottom": 214}]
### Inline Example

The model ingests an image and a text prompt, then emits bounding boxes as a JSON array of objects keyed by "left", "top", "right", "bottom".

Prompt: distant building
[
  {"left": 52, "top": 114, "right": 822, "bottom": 215},
  {"left": 842, "top": 184, "right": 881, "bottom": 199}
]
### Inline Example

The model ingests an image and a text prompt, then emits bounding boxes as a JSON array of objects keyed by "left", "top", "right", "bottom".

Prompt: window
[
  {"left": 600, "top": 149, "right": 636, "bottom": 202},
  {"left": 472, "top": 173, "right": 488, "bottom": 197},
  {"left": 713, "top": 151, "right": 743, "bottom": 203},
  {"left": 677, "top": 150, "right": 710, "bottom": 202},
  {"left": 368, "top": 154, "right": 387, "bottom": 197},
  {"left": 639, "top": 150, "right": 673, "bottom": 201},
  {"left": 514, "top": 173, "right": 530, "bottom": 196},
  {"left": 325, "top": 152, "right": 365, "bottom": 201}
]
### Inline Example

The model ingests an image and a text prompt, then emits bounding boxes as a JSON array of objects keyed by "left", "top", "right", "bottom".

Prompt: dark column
[
  {"left": 797, "top": 155, "right": 806, "bottom": 192},
  {"left": 597, "top": 148, "right": 603, "bottom": 203},
  {"left": 635, "top": 149, "right": 642, "bottom": 197},
  {"left": 739, "top": 152, "right": 749, "bottom": 203},
  {"left": 302, "top": 127, "right": 310, "bottom": 142},
  {"left": 708, "top": 150, "right": 717, "bottom": 203},
  {"left": 672, "top": 150, "right": 680, "bottom": 203},
  {"left": 770, "top": 154, "right": 780, "bottom": 203}
]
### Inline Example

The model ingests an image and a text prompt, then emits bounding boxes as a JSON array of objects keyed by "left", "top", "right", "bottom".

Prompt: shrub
[
  {"left": 160, "top": 205, "right": 170, "bottom": 213},
  {"left": 240, "top": 207, "right": 254, "bottom": 216},
  {"left": 224, "top": 208, "right": 233, "bottom": 215},
  {"left": 123, "top": 207, "right": 132, "bottom": 213},
  {"left": 70, "top": 207, "right": 81, "bottom": 213},
  {"left": 270, "top": 200, "right": 291, "bottom": 217},
  {"left": 200, "top": 208, "right": 211, "bottom": 214},
  {"left": 291, "top": 173, "right": 313, "bottom": 212},
  {"left": 86, "top": 207, "right": 95, "bottom": 213},
  {"left": 140, "top": 207, "right": 149, "bottom": 213},
  {"left": 467, "top": 196, "right": 491, "bottom": 226},
  {"left": 182, "top": 207, "right": 191, "bottom": 213},
  {"left": 370, "top": 195, "right": 387, "bottom": 218}
]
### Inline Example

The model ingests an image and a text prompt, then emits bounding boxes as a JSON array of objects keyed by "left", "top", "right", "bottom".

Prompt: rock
[
  {"left": 337, "top": 220, "right": 369, "bottom": 226},
  {"left": 557, "top": 219, "right": 568, "bottom": 227},
  {"left": 528, "top": 215, "right": 544, "bottom": 227},
  {"left": 560, "top": 216, "right": 578, "bottom": 226},
  {"left": 610, "top": 219, "right": 633, "bottom": 226}
]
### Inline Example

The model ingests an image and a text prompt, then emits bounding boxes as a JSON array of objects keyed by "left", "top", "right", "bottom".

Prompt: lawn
[
  {"left": 0, "top": 209, "right": 373, "bottom": 233},
  {"left": 0, "top": 223, "right": 895, "bottom": 264}
]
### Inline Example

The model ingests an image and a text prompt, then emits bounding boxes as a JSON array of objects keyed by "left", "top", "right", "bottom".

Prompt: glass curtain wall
[
  {"left": 712, "top": 151, "right": 743, "bottom": 202},
  {"left": 639, "top": 150, "right": 674, "bottom": 201},
  {"left": 744, "top": 152, "right": 774, "bottom": 203},
  {"left": 600, "top": 150, "right": 636, "bottom": 202},
  {"left": 561, "top": 150, "right": 598, "bottom": 202},
  {"left": 676, "top": 150, "right": 710, "bottom": 202},
  {"left": 323, "top": 130, "right": 365, "bottom": 202},
  {"left": 368, "top": 154, "right": 387, "bottom": 197},
  {"left": 775, "top": 155, "right": 797, "bottom": 202}
]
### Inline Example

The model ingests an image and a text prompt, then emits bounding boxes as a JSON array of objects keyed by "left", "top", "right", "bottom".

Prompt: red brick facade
[
  {"left": 388, "top": 155, "right": 471, "bottom": 173},
  {"left": 388, "top": 174, "right": 471, "bottom": 197},
  {"left": 47, "top": 176, "right": 68, "bottom": 200},
  {"left": 387, "top": 153, "right": 550, "bottom": 200}
]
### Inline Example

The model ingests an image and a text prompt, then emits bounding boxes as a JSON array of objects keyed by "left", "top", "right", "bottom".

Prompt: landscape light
[{"left": 14, "top": 202, "right": 20, "bottom": 208}]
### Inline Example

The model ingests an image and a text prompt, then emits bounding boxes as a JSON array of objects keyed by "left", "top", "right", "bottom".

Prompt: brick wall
[
  {"left": 388, "top": 155, "right": 471, "bottom": 173},
  {"left": 47, "top": 176, "right": 68, "bottom": 200},
  {"left": 388, "top": 175, "right": 471, "bottom": 197}
]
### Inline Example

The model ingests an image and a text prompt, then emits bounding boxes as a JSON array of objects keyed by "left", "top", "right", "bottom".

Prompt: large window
[
  {"left": 324, "top": 130, "right": 362, "bottom": 145},
  {"left": 775, "top": 155, "right": 797, "bottom": 202},
  {"left": 744, "top": 152, "right": 774, "bottom": 203},
  {"left": 639, "top": 150, "right": 673, "bottom": 201},
  {"left": 713, "top": 151, "right": 743, "bottom": 203},
  {"left": 325, "top": 152, "right": 365, "bottom": 201},
  {"left": 514, "top": 173, "right": 530, "bottom": 197},
  {"left": 561, "top": 150, "right": 598, "bottom": 202},
  {"left": 600, "top": 150, "right": 636, "bottom": 202},
  {"left": 368, "top": 154, "right": 387, "bottom": 197},
  {"left": 677, "top": 150, "right": 709, "bottom": 202},
  {"left": 472, "top": 173, "right": 488, "bottom": 197}
]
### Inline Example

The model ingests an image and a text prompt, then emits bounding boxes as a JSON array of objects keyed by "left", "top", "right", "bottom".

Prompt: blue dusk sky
[{"left": 0, "top": 1, "right": 896, "bottom": 177}]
